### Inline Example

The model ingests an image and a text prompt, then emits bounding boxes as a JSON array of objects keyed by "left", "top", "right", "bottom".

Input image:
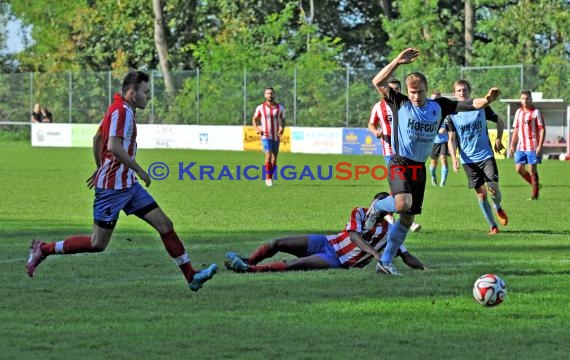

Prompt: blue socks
[
  {"left": 429, "top": 164, "right": 436, "bottom": 179},
  {"left": 441, "top": 166, "right": 448, "bottom": 185},
  {"left": 381, "top": 221, "right": 409, "bottom": 263},
  {"left": 479, "top": 199, "right": 497, "bottom": 227},
  {"left": 373, "top": 196, "right": 396, "bottom": 213},
  {"left": 491, "top": 190, "right": 502, "bottom": 210}
]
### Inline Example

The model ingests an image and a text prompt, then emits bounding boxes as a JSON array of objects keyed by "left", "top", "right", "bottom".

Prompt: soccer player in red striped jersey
[
  {"left": 224, "top": 192, "right": 424, "bottom": 273},
  {"left": 252, "top": 87, "right": 285, "bottom": 187},
  {"left": 509, "top": 90, "right": 546, "bottom": 200},
  {"left": 26, "top": 71, "right": 217, "bottom": 291},
  {"left": 368, "top": 79, "right": 422, "bottom": 232}
]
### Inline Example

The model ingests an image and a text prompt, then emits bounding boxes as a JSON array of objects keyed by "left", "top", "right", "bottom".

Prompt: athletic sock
[
  {"left": 247, "top": 261, "right": 286, "bottom": 272},
  {"left": 380, "top": 221, "right": 409, "bottom": 264},
  {"left": 531, "top": 173, "right": 539, "bottom": 198},
  {"left": 373, "top": 196, "right": 397, "bottom": 213},
  {"left": 248, "top": 243, "right": 276, "bottom": 265},
  {"left": 160, "top": 229, "right": 196, "bottom": 283},
  {"left": 479, "top": 199, "right": 497, "bottom": 228},
  {"left": 429, "top": 164, "right": 436, "bottom": 179},
  {"left": 441, "top": 166, "right": 448, "bottom": 185},
  {"left": 491, "top": 190, "right": 502, "bottom": 210},
  {"left": 521, "top": 172, "right": 532, "bottom": 184},
  {"left": 265, "top": 162, "right": 273, "bottom": 179},
  {"left": 40, "top": 235, "right": 95, "bottom": 255}
]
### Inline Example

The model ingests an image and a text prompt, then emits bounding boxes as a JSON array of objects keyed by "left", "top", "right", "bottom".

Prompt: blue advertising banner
[{"left": 342, "top": 128, "right": 382, "bottom": 155}]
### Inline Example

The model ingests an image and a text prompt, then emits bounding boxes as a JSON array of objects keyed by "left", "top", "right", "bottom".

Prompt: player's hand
[
  {"left": 396, "top": 48, "right": 420, "bottom": 64},
  {"left": 86, "top": 169, "right": 99, "bottom": 189},
  {"left": 509, "top": 146, "right": 515, "bottom": 157},
  {"left": 485, "top": 87, "right": 501, "bottom": 103},
  {"left": 255, "top": 126, "right": 262, "bottom": 134},
  {"left": 452, "top": 158, "right": 460, "bottom": 173},
  {"left": 136, "top": 169, "right": 152, "bottom": 187},
  {"left": 536, "top": 146, "right": 543, "bottom": 157},
  {"left": 494, "top": 139, "right": 505, "bottom": 153}
]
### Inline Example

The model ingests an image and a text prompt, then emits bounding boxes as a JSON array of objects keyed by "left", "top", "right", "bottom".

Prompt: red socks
[
  {"left": 265, "top": 162, "right": 273, "bottom": 179},
  {"left": 521, "top": 172, "right": 532, "bottom": 184},
  {"left": 531, "top": 173, "right": 539, "bottom": 198},
  {"left": 40, "top": 235, "right": 95, "bottom": 255},
  {"left": 247, "top": 243, "right": 277, "bottom": 265},
  {"left": 247, "top": 261, "right": 287, "bottom": 272},
  {"left": 160, "top": 229, "right": 196, "bottom": 283}
]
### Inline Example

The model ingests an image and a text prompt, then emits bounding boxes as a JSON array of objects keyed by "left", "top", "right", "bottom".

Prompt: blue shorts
[
  {"left": 514, "top": 150, "right": 541, "bottom": 165},
  {"left": 93, "top": 182, "right": 156, "bottom": 222},
  {"left": 262, "top": 139, "right": 280, "bottom": 153},
  {"left": 306, "top": 234, "right": 343, "bottom": 268}
]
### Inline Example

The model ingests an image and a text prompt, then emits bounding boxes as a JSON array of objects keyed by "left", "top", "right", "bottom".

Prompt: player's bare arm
[
  {"left": 87, "top": 128, "right": 103, "bottom": 189},
  {"left": 472, "top": 87, "right": 501, "bottom": 109},
  {"left": 537, "top": 126, "right": 546, "bottom": 156},
  {"left": 509, "top": 130, "right": 519, "bottom": 157},
  {"left": 252, "top": 115, "right": 262, "bottom": 134},
  {"left": 447, "top": 131, "right": 460, "bottom": 173},
  {"left": 372, "top": 48, "right": 420, "bottom": 94},
  {"left": 348, "top": 231, "right": 381, "bottom": 262},
  {"left": 494, "top": 117, "right": 506, "bottom": 153},
  {"left": 368, "top": 123, "right": 382, "bottom": 138},
  {"left": 108, "top": 136, "right": 151, "bottom": 187}
]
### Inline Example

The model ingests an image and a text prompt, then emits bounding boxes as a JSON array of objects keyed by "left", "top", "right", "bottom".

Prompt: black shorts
[
  {"left": 387, "top": 155, "right": 426, "bottom": 215},
  {"left": 462, "top": 157, "right": 499, "bottom": 189},
  {"left": 430, "top": 142, "right": 449, "bottom": 160}
]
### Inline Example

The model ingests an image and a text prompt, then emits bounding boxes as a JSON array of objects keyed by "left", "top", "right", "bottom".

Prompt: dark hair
[
  {"left": 264, "top": 87, "right": 275, "bottom": 92},
  {"left": 520, "top": 89, "right": 532, "bottom": 97},
  {"left": 452, "top": 79, "right": 471, "bottom": 91},
  {"left": 122, "top": 71, "right": 150, "bottom": 95},
  {"left": 387, "top": 79, "right": 401, "bottom": 88},
  {"left": 373, "top": 192, "right": 390, "bottom": 201}
]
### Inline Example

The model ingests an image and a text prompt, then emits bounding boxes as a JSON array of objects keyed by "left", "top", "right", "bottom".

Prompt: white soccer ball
[
  {"left": 559, "top": 153, "right": 567, "bottom": 161},
  {"left": 473, "top": 274, "right": 507, "bottom": 307}
]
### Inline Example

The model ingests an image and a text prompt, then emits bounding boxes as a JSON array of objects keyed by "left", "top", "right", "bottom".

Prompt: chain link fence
[{"left": 0, "top": 65, "right": 568, "bottom": 127}]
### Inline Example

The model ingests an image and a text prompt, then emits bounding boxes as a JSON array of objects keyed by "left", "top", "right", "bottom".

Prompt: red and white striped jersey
[
  {"left": 94, "top": 93, "right": 138, "bottom": 190},
  {"left": 327, "top": 207, "right": 389, "bottom": 268},
  {"left": 369, "top": 100, "right": 395, "bottom": 157},
  {"left": 512, "top": 106, "right": 545, "bottom": 151},
  {"left": 253, "top": 102, "right": 284, "bottom": 140}
]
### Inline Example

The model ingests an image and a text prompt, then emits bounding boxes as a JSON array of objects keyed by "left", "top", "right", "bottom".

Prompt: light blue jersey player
[
  {"left": 447, "top": 79, "right": 508, "bottom": 235},
  {"left": 364, "top": 48, "right": 502, "bottom": 275}
]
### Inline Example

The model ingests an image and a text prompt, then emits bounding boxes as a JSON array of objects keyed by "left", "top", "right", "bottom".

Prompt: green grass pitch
[{"left": 1, "top": 141, "right": 569, "bottom": 359}]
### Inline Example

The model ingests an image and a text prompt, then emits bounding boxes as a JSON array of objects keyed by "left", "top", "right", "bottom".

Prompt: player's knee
[
  {"left": 156, "top": 218, "right": 174, "bottom": 234},
  {"left": 267, "top": 239, "right": 281, "bottom": 250}
]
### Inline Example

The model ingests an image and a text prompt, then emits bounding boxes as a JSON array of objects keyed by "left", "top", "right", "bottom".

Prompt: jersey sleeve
[
  {"left": 512, "top": 110, "right": 519, "bottom": 128},
  {"left": 345, "top": 208, "right": 364, "bottom": 233},
  {"left": 446, "top": 115, "right": 457, "bottom": 132},
  {"left": 369, "top": 103, "right": 380, "bottom": 126},
  {"left": 435, "top": 97, "right": 477, "bottom": 118},
  {"left": 484, "top": 106, "right": 499, "bottom": 123},
  {"left": 536, "top": 110, "right": 545, "bottom": 128},
  {"left": 279, "top": 104, "right": 285, "bottom": 121},
  {"left": 109, "top": 106, "right": 128, "bottom": 138},
  {"left": 253, "top": 106, "right": 262, "bottom": 121}
]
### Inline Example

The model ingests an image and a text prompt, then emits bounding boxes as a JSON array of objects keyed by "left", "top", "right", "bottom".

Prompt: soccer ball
[{"left": 472, "top": 274, "right": 507, "bottom": 307}]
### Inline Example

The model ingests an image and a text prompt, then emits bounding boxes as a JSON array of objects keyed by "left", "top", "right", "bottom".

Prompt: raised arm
[
  {"left": 371, "top": 48, "right": 420, "bottom": 95},
  {"left": 472, "top": 87, "right": 501, "bottom": 109}
]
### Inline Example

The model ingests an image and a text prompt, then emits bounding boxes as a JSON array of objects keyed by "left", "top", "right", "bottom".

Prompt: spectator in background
[
  {"left": 509, "top": 90, "right": 545, "bottom": 200},
  {"left": 431, "top": 90, "right": 442, "bottom": 99},
  {"left": 41, "top": 107, "right": 53, "bottom": 123},
  {"left": 31, "top": 103, "right": 42, "bottom": 123}
]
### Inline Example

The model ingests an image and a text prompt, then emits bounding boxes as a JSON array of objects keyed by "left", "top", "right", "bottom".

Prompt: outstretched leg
[{"left": 247, "top": 235, "right": 311, "bottom": 265}]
